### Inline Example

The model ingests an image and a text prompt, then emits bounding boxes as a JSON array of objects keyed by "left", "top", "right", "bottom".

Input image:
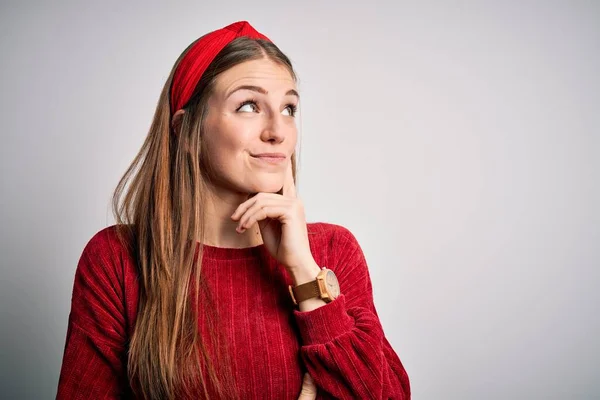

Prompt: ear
[{"left": 171, "top": 109, "right": 186, "bottom": 136}]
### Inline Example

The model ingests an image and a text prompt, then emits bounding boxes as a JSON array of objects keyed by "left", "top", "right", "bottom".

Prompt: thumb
[{"left": 297, "top": 372, "right": 317, "bottom": 399}]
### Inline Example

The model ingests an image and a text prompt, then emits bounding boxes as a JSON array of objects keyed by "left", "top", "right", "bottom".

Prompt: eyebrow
[{"left": 225, "top": 85, "right": 299, "bottom": 100}]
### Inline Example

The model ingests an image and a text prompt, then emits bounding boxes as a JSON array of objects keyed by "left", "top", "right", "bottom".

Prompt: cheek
[
  {"left": 204, "top": 117, "right": 255, "bottom": 170},
  {"left": 284, "top": 123, "right": 299, "bottom": 146},
  {"left": 207, "top": 116, "right": 251, "bottom": 151}
]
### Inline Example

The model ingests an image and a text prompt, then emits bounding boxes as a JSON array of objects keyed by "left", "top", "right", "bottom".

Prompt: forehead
[{"left": 213, "top": 58, "right": 296, "bottom": 96}]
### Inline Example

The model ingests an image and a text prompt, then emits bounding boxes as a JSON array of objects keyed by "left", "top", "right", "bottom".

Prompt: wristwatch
[{"left": 288, "top": 267, "right": 340, "bottom": 306}]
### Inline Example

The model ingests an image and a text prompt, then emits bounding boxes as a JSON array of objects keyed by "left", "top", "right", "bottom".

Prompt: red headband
[{"left": 169, "top": 21, "right": 271, "bottom": 115}]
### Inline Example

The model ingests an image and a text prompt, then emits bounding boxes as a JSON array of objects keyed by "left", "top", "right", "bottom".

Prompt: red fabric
[
  {"left": 56, "top": 222, "right": 411, "bottom": 399},
  {"left": 170, "top": 21, "right": 271, "bottom": 115}
]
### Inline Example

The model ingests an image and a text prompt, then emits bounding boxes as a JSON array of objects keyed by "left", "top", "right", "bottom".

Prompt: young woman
[{"left": 56, "top": 21, "right": 411, "bottom": 399}]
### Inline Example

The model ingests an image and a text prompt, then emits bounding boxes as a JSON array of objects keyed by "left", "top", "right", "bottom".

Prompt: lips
[
  {"left": 251, "top": 153, "right": 287, "bottom": 165},
  {"left": 251, "top": 153, "right": 286, "bottom": 159}
]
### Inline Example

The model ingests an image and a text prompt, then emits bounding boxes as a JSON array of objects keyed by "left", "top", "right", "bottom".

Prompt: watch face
[{"left": 325, "top": 270, "right": 340, "bottom": 299}]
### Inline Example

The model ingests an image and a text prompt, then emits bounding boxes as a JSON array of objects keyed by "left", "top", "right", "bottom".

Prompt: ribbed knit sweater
[{"left": 56, "top": 222, "right": 410, "bottom": 399}]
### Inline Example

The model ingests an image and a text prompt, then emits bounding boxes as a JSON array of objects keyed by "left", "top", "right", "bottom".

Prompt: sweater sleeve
[
  {"left": 56, "top": 228, "right": 130, "bottom": 399},
  {"left": 293, "top": 227, "right": 411, "bottom": 399}
]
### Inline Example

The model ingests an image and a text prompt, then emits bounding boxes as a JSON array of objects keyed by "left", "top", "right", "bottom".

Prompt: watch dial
[{"left": 325, "top": 270, "right": 340, "bottom": 298}]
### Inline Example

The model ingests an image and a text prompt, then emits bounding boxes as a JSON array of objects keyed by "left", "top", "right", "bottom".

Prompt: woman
[{"left": 56, "top": 21, "right": 411, "bottom": 399}]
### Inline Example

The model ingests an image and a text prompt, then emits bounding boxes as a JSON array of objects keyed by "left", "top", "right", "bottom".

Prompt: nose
[{"left": 260, "top": 113, "right": 287, "bottom": 143}]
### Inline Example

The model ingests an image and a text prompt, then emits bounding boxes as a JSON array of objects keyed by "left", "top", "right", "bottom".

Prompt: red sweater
[{"left": 57, "top": 222, "right": 410, "bottom": 399}]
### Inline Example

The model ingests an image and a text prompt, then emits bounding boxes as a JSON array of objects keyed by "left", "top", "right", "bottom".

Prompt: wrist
[{"left": 289, "top": 260, "right": 322, "bottom": 286}]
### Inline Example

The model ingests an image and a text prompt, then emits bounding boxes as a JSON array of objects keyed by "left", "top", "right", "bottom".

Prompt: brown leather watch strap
[{"left": 291, "top": 280, "right": 320, "bottom": 304}]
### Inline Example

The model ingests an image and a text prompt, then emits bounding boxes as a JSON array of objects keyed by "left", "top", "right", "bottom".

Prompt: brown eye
[
  {"left": 237, "top": 100, "right": 258, "bottom": 113},
  {"left": 282, "top": 104, "right": 298, "bottom": 117}
]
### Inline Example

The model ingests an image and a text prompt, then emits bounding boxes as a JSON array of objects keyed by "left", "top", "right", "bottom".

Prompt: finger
[
  {"left": 237, "top": 205, "right": 287, "bottom": 233},
  {"left": 235, "top": 195, "right": 290, "bottom": 227},
  {"left": 231, "top": 193, "right": 277, "bottom": 221},
  {"left": 297, "top": 372, "right": 317, "bottom": 400},
  {"left": 282, "top": 159, "right": 297, "bottom": 198}
]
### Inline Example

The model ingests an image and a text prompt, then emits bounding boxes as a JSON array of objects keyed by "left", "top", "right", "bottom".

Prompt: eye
[
  {"left": 282, "top": 103, "right": 298, "bottom": 117},
  {"left": 237, "top": 100, "right": 259, "bottom": 113}
]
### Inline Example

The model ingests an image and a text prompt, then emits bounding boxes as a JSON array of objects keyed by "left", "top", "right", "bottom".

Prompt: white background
[{"left": 1, "top": 1, "right": 598, "bottom": 398}]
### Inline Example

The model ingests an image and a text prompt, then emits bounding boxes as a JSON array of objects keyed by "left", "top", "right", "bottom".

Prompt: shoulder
[
  {"left": 80, "top": 224, "right": 133, "bottom": 258},
  {"left": 307, "top": 221, "right": 361, "bottom": 251},
  {"left": 76, "top": 224, "right": 136, "bottom": 286},
  {"left": 306, "top": 222, "right": 366, "bottom": 274},
  {"left": 83, "top": 224, "right": 131, "bottom": 250}
]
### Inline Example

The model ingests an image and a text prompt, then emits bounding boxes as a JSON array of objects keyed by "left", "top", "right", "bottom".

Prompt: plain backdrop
[{"left": 1, "top": 1, "right": 598, "bottom": 399}]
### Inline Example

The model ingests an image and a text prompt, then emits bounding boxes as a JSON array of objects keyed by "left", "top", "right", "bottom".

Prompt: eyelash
[{"left": 236, "top": 99, "right": 298, "bottom": 117}]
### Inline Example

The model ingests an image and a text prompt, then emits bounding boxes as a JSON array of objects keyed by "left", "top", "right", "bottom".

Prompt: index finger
[{"left": 282, "top": 159, "right": 296, "bottom": 198}]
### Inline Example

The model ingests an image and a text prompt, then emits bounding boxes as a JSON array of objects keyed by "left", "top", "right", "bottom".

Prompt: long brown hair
[{"left": 111, "top": 36, "right": 298, "bottom": 399}]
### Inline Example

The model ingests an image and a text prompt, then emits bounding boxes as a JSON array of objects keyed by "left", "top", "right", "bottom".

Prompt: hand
[
  {"left": 231, "top": 161, "right": 315, "bottom": 271},
  {"left": 298, "top": 372, "right": 318, "bottom": 399}
]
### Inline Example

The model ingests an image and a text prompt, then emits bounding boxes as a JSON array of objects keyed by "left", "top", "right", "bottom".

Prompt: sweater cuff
[{"left": 293, "top": 294, "right": 354, "bottom": 345}]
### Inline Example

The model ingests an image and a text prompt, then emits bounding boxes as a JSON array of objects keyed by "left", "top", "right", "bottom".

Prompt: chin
[{"left": 247, "top": 180, "right": 283, "bottom": 194}]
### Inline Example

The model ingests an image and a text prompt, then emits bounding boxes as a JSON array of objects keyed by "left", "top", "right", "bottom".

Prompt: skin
[{"left": 172, "top": 58, "right": 321, "bottom": 398}]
